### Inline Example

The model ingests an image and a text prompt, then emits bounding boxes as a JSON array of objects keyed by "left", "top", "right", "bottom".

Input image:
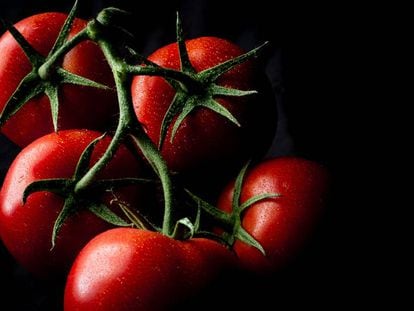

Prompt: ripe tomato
[
  {"left": 0, "top": 13, "right": 116, "bottom": 147},
  {"left": 131, "top": 37, "right": 276, "bottom": 178},
  {"left": 218, "top": 157, "right": 330, "bottom": 273},
  {"left": 0, "top": 130, "right": 144, "bottom": 279},
  {"left": 64, "top": 228, "right": 235, "bottom": 310}
]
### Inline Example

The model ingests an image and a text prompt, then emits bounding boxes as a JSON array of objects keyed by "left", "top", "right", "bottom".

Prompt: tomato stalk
[{"left": 69, "top": 19, "right": 175, "bottom": 236}]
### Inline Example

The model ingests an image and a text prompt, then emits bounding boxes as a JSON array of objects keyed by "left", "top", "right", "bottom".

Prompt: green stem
[
  {"left": 130, "top": 128, "right": 174, "bottom": 235},
  {"left": 74, "top": 38, "right": 130, "bottom": 192},
  {"left": 126, "top": 65, "right": 202, "bottom": 93},
  {"left": 74, "top": 38, "right": 175, "bottom": 236},
  {"left": 38, "top": 29, "right": 88, "bottom": 79},
  {"left": 74, "top": 120, "right": 127, "bottom": 193}
]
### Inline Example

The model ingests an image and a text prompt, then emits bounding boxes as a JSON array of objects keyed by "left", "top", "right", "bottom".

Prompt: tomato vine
[{"left": 0, "top": 1, "right": 271, "bottom": 244}]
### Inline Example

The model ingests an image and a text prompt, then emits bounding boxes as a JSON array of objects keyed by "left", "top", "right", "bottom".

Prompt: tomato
[
  {"left": 0, "top": 130, "right": 145, "bottom": 279},
  {"left": 131, "top": 37, "right": 276, "bottom": 180},
  {"left": 218, "top": 157, "right": 330, "bottom": 273},
  {"left": 0, "top": 13, "right": 116, "bottom": 147},
  {"left": 64, "top": 228, "right": 235, "bottom": 310}
]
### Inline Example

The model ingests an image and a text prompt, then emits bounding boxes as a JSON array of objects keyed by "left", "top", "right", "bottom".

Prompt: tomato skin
[
  {"left": 0, "top": 13, "right": 116, "bottom": 147},
  {"left": 0, "top": 130, "right": 144, "bottom": 279},
  {"left": 132, "top": 37, "right": 276, "bottom": 178},
  {"left": 218, "top": 157, "right": 330, "bottom": 273},
  {"left": 64, "top": 228, "right": 235, "bottom": 311}
]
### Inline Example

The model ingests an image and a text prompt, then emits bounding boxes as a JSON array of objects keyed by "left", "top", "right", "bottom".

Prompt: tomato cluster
[{"left": 0, "top": 4, "right": 329, "bottom": 310}]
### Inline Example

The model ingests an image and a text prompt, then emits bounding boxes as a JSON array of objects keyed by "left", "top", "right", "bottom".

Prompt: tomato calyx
[
  {"left": 22, "top": 134, "right": 152, "bottom": 248},
  {"left": 155, "top": 13, "right": 269, "bottom": 150},
  {"left": 0, "top": 0, "right": 111, "bottom": 133},
  {"left": 186, "top": 162, "right": 280, "bottom": 255}
]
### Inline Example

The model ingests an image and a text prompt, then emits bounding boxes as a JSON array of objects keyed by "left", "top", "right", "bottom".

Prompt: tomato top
[
  {"left": 218, "top": 157, "right": 330, "bottom": 273},
  {"left": 132, "top": 36, "right": 276, "bottom": 181},
  {"left": 0, "top": 13, "right": 116, "bottom": 147}
]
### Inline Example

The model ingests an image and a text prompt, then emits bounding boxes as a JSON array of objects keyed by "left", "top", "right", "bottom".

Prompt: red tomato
[
  {"left": 64, "top": 228, "right": 235, "bottom": 310},
  {"left": 131, "top": 37, "right": 276, "bottom": 178},
  {"left": 0, "top": 13, "right": 116, "bottom": 147},
  {"left": 218, "top": 157, "right": 330, "bottom": 273},
  {"left": 0, "top": 130, "right": 144, "bottom": 279}
]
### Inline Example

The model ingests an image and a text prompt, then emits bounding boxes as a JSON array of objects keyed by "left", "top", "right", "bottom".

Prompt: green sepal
[
  {"left": 236, "top": 227, "right": 266, "bottom": 255},
  {"left": 0, "top": 18, "right": 43, "bottom": 66},
  {"left": 159, "top": 91, "right": 187, "bottom": 148},
  {"left": 41, "top": 68, "right": 111, "bottom": 131},
  {"left": 239, "top": 193, "right": 280, "bottom": 212},
  {"left": 184, "top": 189, "right": 232, "bottom": 226},
  {"left": 199, "top": 41, "right": 269, "bottom": 83},
  {"left": 73, "top": 134, "right": 106, "bottom": 180},
  {"left": 176, "top": 12, "right": 195, "bottom": 74},
  {"left": 88, "top": 202, "right": 131, "bottom": 227},
  {"left": 51, "top": 197, "right": 76, "bottom": 249},
  {"left": 211, "top": 84, "right": 257, "bottom": 97},
  {"left": 162, "top": 91, "right": 245, "bottom": 147},
  {"left": 49, "top": 0, "right": 79, "bottom": 55},
  {"left": 232, "top": 161, "right": 250, "bottom": 209},
  {"left": 170, "top": 96, "right": 197, "bottom": 143},
  {"left": 44, "top": 85, "right": 60, "bottom": 131},
  {"left": 0, "top": 71, "right": 44, "bottom": 127},
  {"left": 201, "top": 99, "right": 241, "bottom": 127},
  {"left": 23, "top": 178, "right": 71, "bottom": 204},
  {"left": 57, "top": 68, "right": 111, "bottom": 90}
]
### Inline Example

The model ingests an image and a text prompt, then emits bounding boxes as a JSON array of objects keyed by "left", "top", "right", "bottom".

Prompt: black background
[{"left": 0, "top": 0, "right": 375, "bottom": 309}]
